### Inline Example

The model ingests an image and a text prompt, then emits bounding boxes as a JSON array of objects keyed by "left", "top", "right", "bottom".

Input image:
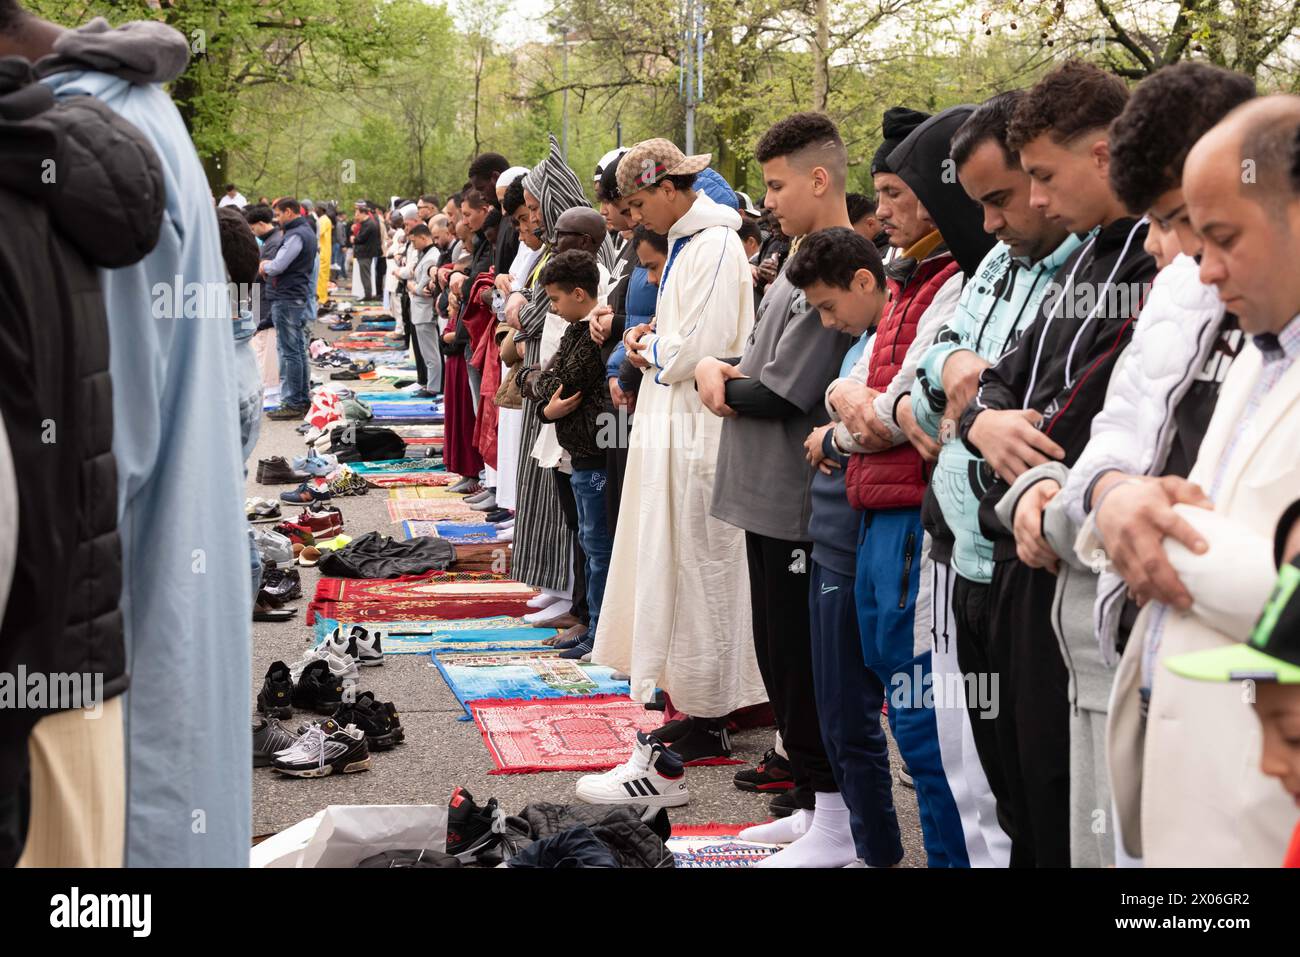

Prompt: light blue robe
[{"left": 42, "top": 65, "right": 252, "bottom": 867}]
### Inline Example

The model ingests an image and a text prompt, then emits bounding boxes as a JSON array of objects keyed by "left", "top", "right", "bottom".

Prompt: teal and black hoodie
[{"left": 910, "top": 233, "right": 1085, "bottom": 583}]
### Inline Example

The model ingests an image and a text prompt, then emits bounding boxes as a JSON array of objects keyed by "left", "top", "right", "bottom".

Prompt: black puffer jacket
[
  {"left": 511, "top": 802, "right": 674, "bottom": 868},
  {"left": 0, "top": 57, "right": 164, "bottom": 780}
]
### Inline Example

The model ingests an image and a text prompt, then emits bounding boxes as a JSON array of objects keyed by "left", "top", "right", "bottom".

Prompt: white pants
[
  {"left": 919, "top": 547, "right": 1011, "bottom": 867},
  {"left": 495, "top": 403, "right": 522, "bottom": 510}
]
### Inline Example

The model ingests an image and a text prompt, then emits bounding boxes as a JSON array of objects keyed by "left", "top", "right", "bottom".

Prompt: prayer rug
[
  {"left": 468, "top": 694, "right": 663, "bottom": 773},
  {"left": 435, "top": 651, "right": 630, "bottom": 718},
  {"left": 387, "top": 485, "right": 468, "bottom": 500},
  {"left": 348, "top": 458, "right": 447, "bottom": 475},
  {"left": 312, "top": 615, "right": 555, "bottom": 655},
  {"left": 363, "top": 472, "right": 456, "bottom": 487},
  {"left": 386, "top": 500, "right": 477, "bottom": 523},
  {"left": 666, "top": 826, "right": 779, "bottom": 868},
  {"left": 402, "top": 521, "right": 499, "bottom": 543},
  {"left": 306, "top": 596, "right": 536, "bottom": 626},
  {"left": 312, "top": 572, "right": 522, "bottom": 603}
]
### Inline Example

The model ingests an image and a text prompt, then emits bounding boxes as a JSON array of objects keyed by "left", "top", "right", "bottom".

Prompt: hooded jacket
[
  {"left": 911, "top": 234, "right": 1084, "bottom": 583},
  {"left": 886, "top": 106, "right": 997, "bottom": 281},
  {"left": 959, "top": 217, "right": 1157, "bottom": 558},
  {"left": 0, "top": 57, "right": 164, "bottom": 781},
  {"left": 844, "top": 106, "right": 992, "bottom": 512}
]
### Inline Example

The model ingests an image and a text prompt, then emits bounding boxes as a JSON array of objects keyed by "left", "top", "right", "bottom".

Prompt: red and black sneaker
[
  {"left": 446, "top": 786, "right": 503, "bottom": 864},
  {"left": 732, "top": 748, "right": 795, "bottom": 792},
  {"left": 273, "top": 521, "right": 316, "bottom": 547}
]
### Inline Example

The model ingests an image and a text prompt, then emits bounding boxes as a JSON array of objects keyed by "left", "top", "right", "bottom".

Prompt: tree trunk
[{"left": 812, "top": 0, "right": 829, "bottom": 111}]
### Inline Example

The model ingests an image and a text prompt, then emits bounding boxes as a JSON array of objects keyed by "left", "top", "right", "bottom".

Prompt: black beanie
[{"left": 871, "top": 107, "right": 932, "bottom": 175}]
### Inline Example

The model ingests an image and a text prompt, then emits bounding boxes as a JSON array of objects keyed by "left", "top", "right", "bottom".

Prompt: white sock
[
  {"left": 739, "top": 809, "right": 811, "bottom": 845},
  {"left": 756, "top": 792, "right": 858, "bottom": 869},
  {"left": 526, "top": 592, "right": 564, "bottom": 610},
  {"left": 524, "top": 600, "right": 572, "bottom": 623}
]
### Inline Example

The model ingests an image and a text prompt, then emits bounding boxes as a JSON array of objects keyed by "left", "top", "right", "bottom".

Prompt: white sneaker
[
  {"left": 288, "top": 627, "right": 351, "bottom": 681},
  {"left": 575, "top": 733, "right": 689, "bottom": 808},
  {"left": 349, "top": 626, "right": 384, "bottom": 667},
  {"left": 324, "top": 649, "right": 359, "bottom": 692}
]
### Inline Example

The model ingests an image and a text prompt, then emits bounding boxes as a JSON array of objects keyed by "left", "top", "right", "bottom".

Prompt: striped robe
[{"left": 509, "top": 135, "right": 590, "bottom": 591}]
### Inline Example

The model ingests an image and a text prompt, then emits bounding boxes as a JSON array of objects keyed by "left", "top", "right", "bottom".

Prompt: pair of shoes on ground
[
  {"left": 573, "top": 717, "right": 739, "bottom": 809},
  {"left": 256, "top": 456, "right": 308, "bottom": 485},
  {"left": 280, "top": 480, "right": 333, "bottom": 505},
  {"left": 254, "top": 697, "right": 404, "bottom": 779},
  {"left": 267, "top": 403, "right": 309, "bottom": 421},
  {"left": 245, "top": 497, "right": 282, "bottom": 521}
]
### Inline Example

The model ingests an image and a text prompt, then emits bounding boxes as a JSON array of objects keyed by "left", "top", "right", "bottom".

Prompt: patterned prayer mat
[
  {"left": 312, "top": 573, "right": 522, "bottom": 604},
  {"left": 387, "top": 485, "right": 468, "bottom": 499},
  {"left": 666, "top": 826, "right": 779, "bottom": 868},
  {"left": 312, "top": 615, "right": 555, "bottom": 655},
  {"left": 348, "top": 458, "right": 447, "bottom": 475},
  {"left": 435, "top": 651, "right": 630, "bottom": 719},
  {"left": 364, "top": 472, "right": 456, "bottom": 487},
  {"left": 469, "top": 694, "right": 662, "bottom": 774},
  {"left": 306, "top": 596, "right": 536, "bottom": 625},
  {"left": 402, "top": 521, "right": 500, "bottom": 543},
  {"left": 386, "top": 500, "right": 478, "bottom": 523},
  {"left": 388, "top": 425, "right": 445, "bottom": 438}
]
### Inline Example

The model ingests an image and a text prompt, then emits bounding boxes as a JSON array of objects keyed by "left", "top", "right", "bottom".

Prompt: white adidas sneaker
[{"left": 575, "top": 733, "right": 689, "bottom": 808}]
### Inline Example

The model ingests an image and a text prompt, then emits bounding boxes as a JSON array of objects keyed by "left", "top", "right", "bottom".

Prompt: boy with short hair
[
  {"left": 787, "top": 226, "right": 906, "bottom": 868},
  {"left": 519, "top": 250, "right": 613, "bottom": 661}
]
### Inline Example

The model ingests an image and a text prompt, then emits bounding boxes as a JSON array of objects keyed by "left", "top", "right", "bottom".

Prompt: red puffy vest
[{"left": 846, "top": 254, "right": 961, "bottom": 511}]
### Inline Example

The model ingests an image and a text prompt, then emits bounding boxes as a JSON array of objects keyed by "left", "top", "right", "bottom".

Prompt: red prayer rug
[
  {"left": 470, "top": 695, "right": 664, "bottom": 774},
  {"left": 307, "top": 596, "right": 538, "bottom": 626},
  {"left": 313, "top": 573, "right": 522, "bottom": 603}
]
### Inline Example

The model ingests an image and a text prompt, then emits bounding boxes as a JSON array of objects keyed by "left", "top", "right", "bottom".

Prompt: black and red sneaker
[
  {"left": 446, "top": 786, "right": 503, "bottom": 864},
  {"left": 732, "top": 748, "right": 795, "bottom": 792}
]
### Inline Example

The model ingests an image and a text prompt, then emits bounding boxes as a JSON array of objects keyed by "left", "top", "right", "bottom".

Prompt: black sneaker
[
  {"left": 733, "top": 748, "right": 795, "bottom": 793},
  {"left": 446, "top": 786, "right": 503, "bottom": 863},
  {"left": 261, "top": 567, "right": 302, "bottom": 602},
  {"left": 257, "top": 661, "right": 294, "bottom": 718},
  {"left": 292, "top": 659, "right": 345, "bottom": 714},
  {"left": 252, "top": 716, "right": 299, "bottom": 766},
  {"left": 768, "top": 790, "right": 798, "bottom": 818},
  {"left": 272, "top": 719, "right": 371, "bottom": 778},
  {"left": 334, "top": 692, "right": 404, "bottom": 750},
  {"left": 666, "top": 717, "right": 731, "bottom": 765}
]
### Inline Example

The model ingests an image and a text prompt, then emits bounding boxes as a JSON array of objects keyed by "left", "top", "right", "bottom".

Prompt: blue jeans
[
  {"left": 811, "top": 560, "right": 904, "bottom": 866},
  {"left": 569, "top": 468, "right": 612, "bottom": 639},
  {"left": 270, "top": 298, "right": 309, "bottom": 407},
  {"left": 855, "top": 508, "right": 968, "bottom": 867}
]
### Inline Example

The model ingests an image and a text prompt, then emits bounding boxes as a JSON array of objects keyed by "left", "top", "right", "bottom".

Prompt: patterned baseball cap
[{"left": 617, "top": 138, "right": 712, "bottom": 197}]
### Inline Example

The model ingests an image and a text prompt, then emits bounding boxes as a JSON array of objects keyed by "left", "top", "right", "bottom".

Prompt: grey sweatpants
[{"left": 413, "top": 322, "right": 442, "bottom": 394}]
